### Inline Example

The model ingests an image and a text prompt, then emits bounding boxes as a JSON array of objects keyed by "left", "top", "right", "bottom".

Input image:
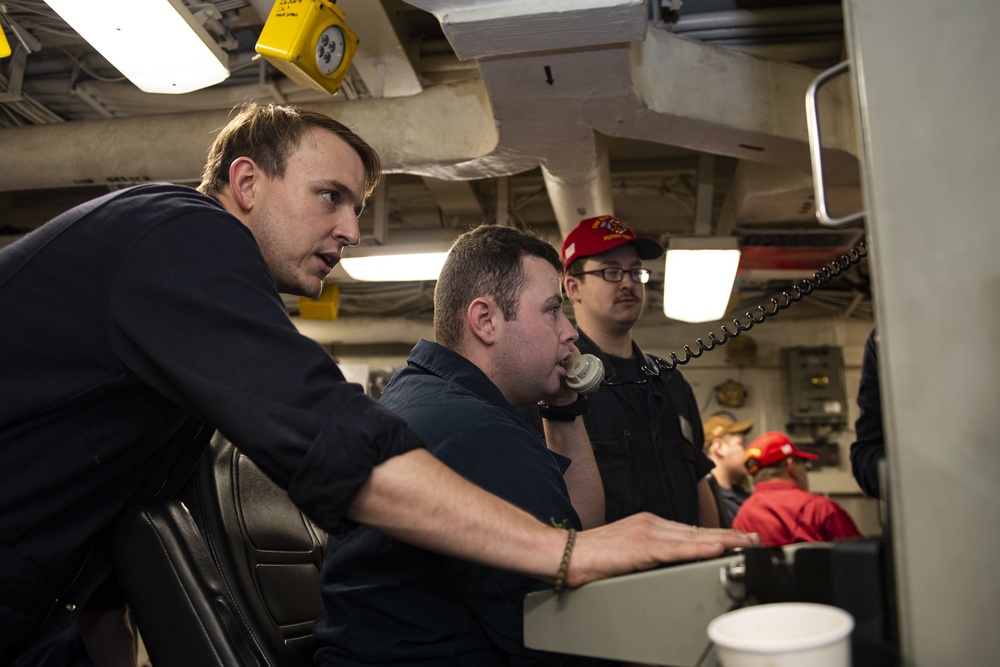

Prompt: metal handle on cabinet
[{"left": 805, "top": 59, "right": 865, "bottom": 227}]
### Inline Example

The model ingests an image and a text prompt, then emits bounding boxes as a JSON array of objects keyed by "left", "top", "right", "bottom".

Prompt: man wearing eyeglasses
[{"left": 561, "top": 215, "right": 721, "bottom": 528}]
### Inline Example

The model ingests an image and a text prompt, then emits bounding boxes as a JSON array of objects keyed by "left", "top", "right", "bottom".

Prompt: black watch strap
[{"left": 538, "top": 395, "right": 588, "bottom": 421}]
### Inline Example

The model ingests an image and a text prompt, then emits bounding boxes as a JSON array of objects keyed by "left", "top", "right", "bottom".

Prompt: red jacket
[{"left": 733, "top": 480, "right": 862, "bottom": 547}]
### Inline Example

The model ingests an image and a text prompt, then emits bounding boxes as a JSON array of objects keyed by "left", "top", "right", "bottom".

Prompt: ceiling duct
[{"left": 1, "top": 0, "right": 860, "bottom": 250}]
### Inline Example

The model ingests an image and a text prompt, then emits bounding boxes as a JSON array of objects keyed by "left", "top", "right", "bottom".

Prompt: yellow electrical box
[
  {"left": 255, "top": 0, "right": 359, "bottom": 94},
  {"left": 298, "top": 284, "right": 340, "bottom": 320},
  {"left": 0, "top": 23, "right": 11, "bottom": 59}
]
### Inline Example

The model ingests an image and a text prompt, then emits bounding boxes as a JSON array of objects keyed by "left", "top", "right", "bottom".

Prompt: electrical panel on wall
[{"left": 781, "top": 346, "right": 848, "bottom": 429}]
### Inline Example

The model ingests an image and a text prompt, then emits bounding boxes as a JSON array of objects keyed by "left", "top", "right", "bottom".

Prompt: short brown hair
[
  {"left": 434, "top": 225, "right": 562, "bottom": 348},
  {"left": 198, "top": 102, "right": 381, "bottom": 198}
]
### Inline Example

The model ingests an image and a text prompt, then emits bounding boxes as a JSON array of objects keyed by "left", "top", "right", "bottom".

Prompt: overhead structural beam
[
  {"left": 496, "top": 176, "right": 511, "bottom": 227},
  {"left": 605, "top": 28, "right": 859, "bottom": 178},
  {"left": 405, "top": 0, "right": 647, "bottom": 60},
  {"left": 420, "top": 176, "right": 484, "bottom": 225},
  {"left": 336, "top": 0, "right": 423, "bottom": 97},
  {"left": 694, "top": 154, "right": 714, "bottom": 236}
]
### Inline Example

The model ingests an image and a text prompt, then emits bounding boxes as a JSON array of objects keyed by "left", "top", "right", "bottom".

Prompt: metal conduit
[
  {"left": 678, "top": 23, "right": 844, "bottom": 43},
  {"left": 671, "top": 6, "right": 844, "bottom": 33}
]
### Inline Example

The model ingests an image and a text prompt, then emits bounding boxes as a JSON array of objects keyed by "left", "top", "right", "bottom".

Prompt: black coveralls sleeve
[
  {"left": 107, "top": 211, "right": 423, "bottom": 532},
  {"left": 0, "top": 185, "right": 426, "bottom": 652},
  {"left": 850, "top": 329, "right": 884, "bottom": 499}
]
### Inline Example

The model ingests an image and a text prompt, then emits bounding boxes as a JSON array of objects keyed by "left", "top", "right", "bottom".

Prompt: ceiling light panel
[{"left": 43, "top": 0, "right": 229, "bottom": 94}]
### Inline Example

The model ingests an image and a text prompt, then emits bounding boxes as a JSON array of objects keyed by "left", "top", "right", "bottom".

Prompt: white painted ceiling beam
[{"left": 404, "top": 0, "right": 647, "bottom": 60}]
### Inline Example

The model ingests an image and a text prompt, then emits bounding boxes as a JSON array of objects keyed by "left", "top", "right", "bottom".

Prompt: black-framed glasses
[{"left": 571, "top": 267, "right": 651, "bottom": 284}]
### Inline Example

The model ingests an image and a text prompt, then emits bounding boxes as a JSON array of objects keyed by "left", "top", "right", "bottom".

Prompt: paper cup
[{"left": 707, "top": 602, "right": 854, "bottom": 667}]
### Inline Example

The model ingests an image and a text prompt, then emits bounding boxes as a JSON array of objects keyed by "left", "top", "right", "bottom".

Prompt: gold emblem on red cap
[{"left": 593, "top": 215, "right": 631, "bottom": 238}]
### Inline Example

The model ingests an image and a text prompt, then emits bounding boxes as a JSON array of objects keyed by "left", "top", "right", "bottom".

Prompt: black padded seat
[{"left": 112, "top": 433, "right": 327, "bottom": 667}]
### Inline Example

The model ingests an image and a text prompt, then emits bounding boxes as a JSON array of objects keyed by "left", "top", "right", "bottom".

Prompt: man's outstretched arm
[{"left": 347, "top": 448, "right": 758, "bottom": 589}]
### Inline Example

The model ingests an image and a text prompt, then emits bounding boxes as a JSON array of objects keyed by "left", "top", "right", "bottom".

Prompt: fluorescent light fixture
[
  {"left": 43, "top": 0, "right": 229, "bottom": 94},
  {"left": 663, "top": 236, "right": 741, "bottom": 323},
  {"left": 340, "top": 243, "right": 451, "bottom": 282}
]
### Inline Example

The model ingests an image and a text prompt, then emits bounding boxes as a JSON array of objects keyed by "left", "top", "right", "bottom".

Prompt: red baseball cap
[
  {"left": 560, "top": 215, "right": 664, "bottom": 269},
  {"left": 744, "top": 431, "right": 818, "bottom": 475}
]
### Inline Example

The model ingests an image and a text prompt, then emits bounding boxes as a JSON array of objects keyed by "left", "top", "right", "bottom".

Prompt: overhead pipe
[
  {"left": 670, "top": 6, "right": 844, "bottom": 33},
  {"left": 0, "top": 79, "right": 497, "bottom": 191},
  {"left": 541, "top": 135, "right": 615, "bottom": 238}
]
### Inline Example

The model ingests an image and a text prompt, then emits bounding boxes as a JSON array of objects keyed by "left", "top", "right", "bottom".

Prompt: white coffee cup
[{"left": 707, "top": 602, "right": 854, "bottom": 667}]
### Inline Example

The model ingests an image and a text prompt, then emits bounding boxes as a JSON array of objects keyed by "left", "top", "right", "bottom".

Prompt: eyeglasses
[{"left": 571, "top": 267, "right": 651, "bottom": 284}]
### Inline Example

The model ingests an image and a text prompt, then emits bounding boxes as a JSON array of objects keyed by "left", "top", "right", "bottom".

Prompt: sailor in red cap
[
  {"left": 734, "top": 431, "right": 862, "bottom": 546},
  {"left": 557, "top": 215, "right": 721, "bottom": 528}
]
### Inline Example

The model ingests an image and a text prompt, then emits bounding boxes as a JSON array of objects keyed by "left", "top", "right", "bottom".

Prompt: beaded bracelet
[{"left": 553, "top": 528, "right": 576, "bottom": 595}]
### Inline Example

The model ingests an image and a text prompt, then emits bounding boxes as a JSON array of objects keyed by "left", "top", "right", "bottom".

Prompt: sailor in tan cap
[{"left": 703, "top": 413, "right": 755, "bottom": 525}]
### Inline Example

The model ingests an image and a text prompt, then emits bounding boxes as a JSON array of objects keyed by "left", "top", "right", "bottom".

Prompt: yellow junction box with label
[{"left": 255, "top": 0, "right": 359, "bottom": 94}]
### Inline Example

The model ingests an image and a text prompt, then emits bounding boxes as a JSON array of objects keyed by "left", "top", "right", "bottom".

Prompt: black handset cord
[{"left": 655, "top": 241, "right": 869, "bottom": 373}]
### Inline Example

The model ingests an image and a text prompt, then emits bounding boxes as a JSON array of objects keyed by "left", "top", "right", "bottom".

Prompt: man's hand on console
[{"left": 566, "top": 513, "right": 759, "bottom": 589}]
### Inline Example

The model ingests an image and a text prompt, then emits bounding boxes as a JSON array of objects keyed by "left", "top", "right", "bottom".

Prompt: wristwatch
[{"left": 538, "top": 395, "right": 588, "bottom": 421}]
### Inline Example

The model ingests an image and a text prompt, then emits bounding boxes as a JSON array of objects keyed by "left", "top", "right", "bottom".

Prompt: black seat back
[{"left": 112, "top": 433, "right": 327, "bottom": 667}]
